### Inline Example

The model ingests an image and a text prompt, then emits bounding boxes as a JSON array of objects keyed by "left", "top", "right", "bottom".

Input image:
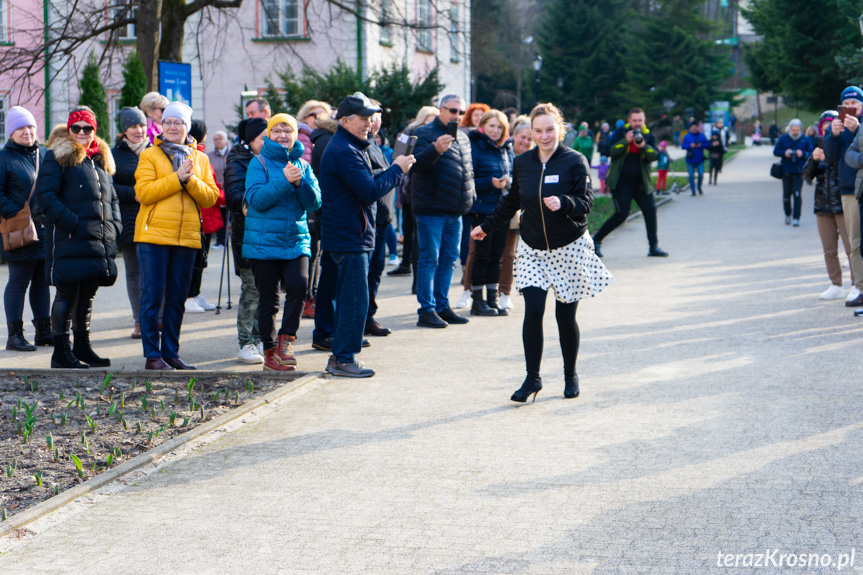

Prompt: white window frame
[
  {"left": 109, "top": 92, "right": 123, "bottom": 143},
  {"left": 0, "top": 94, "right": 8, "bottom": 144},
  {"left": 0, "top": 0, "right": 10, "bottom": 44},
  {"left": 417, "top": 0, "right": 432, "bottom": 52},
  {"left": 261, "top": 0, "right": 301, "bottom": 38},
  {"left": 380, "top": 0, "right": 392, "bottom": 44},
  {"left": 449, "top": 4, "right": 459, "bottom": 61},
  {"left": 115, "top": 1, "right": 137, "bottom": 40}
]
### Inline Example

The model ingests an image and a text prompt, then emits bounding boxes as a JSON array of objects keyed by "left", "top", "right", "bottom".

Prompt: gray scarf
[
  {"left": 128, "top": 140, "right": 149, "bottom": 156},
  {"left": 159, "top": 140, "right": 194, "bottom": 171}
]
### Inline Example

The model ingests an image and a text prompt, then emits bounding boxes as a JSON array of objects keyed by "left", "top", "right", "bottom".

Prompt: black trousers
[
  {"left": 4, "top": 259, "right": 50, "bottom": 323},
  {"left": 307, "top": 222, "right": 321, "bottom": 300},
  {"left": 521, "top": 286, "right": 580, "bottom": 378},
  {"left": 367, "top": 225, "right": 388, "bottom": 321},
  {"left": 188, "top": 233, "right": 212, "bottom": 298},
  {"left": 592, "top": 179, "right": 659, "bottom": 247},
  {"left": 52, "top": 278, "right": 99, "bottom": 335},
  {"left": 401, "top": 204, "right": 414, "bottom": 263},
  {"left": 469, "top": 213, "right": 507, "bottom": 288},
  {"left": 252, "top": 257, "right": 308, "bottom": 349}
]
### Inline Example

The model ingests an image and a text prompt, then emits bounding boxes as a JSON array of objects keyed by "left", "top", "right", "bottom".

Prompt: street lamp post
[{"left": 532, "top": 55, "right": 543, "bottom": 105}]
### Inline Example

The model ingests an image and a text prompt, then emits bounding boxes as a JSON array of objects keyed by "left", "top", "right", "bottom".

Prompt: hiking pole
[
  {"left": 215, "top": 212, "right": 229, "bottom": 315},
  {"left": 224, "top": 210, "right": 232, "bottom": 310}
]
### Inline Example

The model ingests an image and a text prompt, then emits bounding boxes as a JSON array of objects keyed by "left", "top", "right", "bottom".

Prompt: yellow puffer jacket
[{"left": 133, "top": 138, "right": 220, "bottom": 248}]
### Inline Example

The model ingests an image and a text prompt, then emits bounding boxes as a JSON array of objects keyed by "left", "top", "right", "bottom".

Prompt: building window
[
  {"left": 380, "top": 0, "right": 392, "bottom": 44},
  {"left": 449, "top": 5, "right": 459, "bottom": 60},
  {"left": 261, "top": 0, "right": 300, "bottom": 38},
  {"left": 417, "top": 0, "right": 432, "bottom": 51},
  {"left": 114, "top": 1, "right": 137, "bottom": 40},
  {"left": 0, "top": 0, "right": 9, "bottom": 43},
  {"left": 109, "top": 93, "right": 122, "bottom": 143},
  {"left": 0, "top": 95, "right": 7, "bottom": 144}
]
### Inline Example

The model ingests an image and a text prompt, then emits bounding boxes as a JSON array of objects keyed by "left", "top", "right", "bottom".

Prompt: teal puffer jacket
[{"left": 242, "top": 137, "right": 322, "bottom": 261}]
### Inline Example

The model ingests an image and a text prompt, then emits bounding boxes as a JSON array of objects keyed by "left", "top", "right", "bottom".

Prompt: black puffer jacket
[
  {"left": 367, "top": 136, "right": 395, "bottom": 229},
  {"left": 36, "top": 127, "right": 120, "bottom": 286},
  {"left": 111, "top": 139, "right": 149, "bottom": 249},
  {"left": 310, "top": 116, "right": 338, "bottom": 179},
  {"left": 0, "top": 140, "right": 47, "bottom": 263},
  {"left": 481, "top": 145, "right": 592, "bottom": 250},
  {"left": 410, "top": 117, "right": 475, "bottom": 216},
  {"left": 223, "top": 142, "right": 253, "bottom": 273},
  {"left": 803, "top": 154, "right": 842, "bottom": 216}
]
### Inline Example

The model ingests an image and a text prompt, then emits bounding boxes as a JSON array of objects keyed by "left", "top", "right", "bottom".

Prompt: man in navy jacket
[
  {"left": 319, "top": 93, "right": 414, "bottom": 377},
  {"left": 824, "top": 86, "right": 863, "bottom": 308}
]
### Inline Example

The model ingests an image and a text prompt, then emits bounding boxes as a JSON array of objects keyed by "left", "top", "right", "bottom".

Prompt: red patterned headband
[{"left": 67, "top": 110, "right": 97, "bottom": 131}]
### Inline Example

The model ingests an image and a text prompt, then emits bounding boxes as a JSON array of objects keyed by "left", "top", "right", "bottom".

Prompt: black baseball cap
[{"left": 336, "top": 92, "right": 382, "bottom": 119}]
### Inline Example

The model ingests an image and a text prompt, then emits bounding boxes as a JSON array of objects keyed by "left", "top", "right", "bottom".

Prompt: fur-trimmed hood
[
  {"left": 316, "top": 116, "right": 338, "bottom": 135},
  {"left": 47, "top": 124, "right": 116, "bottom": 175}
]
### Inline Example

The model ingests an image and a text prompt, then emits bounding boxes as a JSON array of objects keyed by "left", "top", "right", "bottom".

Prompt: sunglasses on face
[
  {"left": 70, "top": 125, "right": 94, "bottom": 135},
  {"left": 444, "top": 107, "right": 466, "bottom": 116}
]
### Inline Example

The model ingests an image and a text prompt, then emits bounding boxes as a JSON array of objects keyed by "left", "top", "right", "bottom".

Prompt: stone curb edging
[
  {"left": 0, "top": 371, "right": 325, "bottom": 538},
  {"left": 3, "top": 368, "right": 307, "bottom": 379}
]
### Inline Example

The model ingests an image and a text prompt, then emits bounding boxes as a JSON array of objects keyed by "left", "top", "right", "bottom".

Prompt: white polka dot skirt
[{"left": 514, "top": 234, "right": 614, "bottom": 303}]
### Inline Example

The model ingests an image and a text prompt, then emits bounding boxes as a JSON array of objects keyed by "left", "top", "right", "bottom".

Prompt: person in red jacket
[{"left": 185, "top": 120, "right": 224, "bottom": 313}]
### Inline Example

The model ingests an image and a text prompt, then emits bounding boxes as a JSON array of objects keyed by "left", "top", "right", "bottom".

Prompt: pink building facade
[{"left": 0, "top": 0, "right": 47, "bottom": 142}]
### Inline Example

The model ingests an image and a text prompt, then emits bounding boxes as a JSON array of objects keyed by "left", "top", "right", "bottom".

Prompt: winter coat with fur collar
[{"left": 35, "top": 126, "right": 120, "bottom": 286}]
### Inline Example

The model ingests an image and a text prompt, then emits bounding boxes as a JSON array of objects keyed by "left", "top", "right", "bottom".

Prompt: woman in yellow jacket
[{"left": 134, "top": 102, "right": 219, "bottom": 370}]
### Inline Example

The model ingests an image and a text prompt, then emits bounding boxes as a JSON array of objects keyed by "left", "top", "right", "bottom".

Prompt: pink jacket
[
  {"left": 146, "top": 119, "right": 162, "bottom": 145},
  {"left": 297, "top": 123, "right": 314, "bottom": 163}
]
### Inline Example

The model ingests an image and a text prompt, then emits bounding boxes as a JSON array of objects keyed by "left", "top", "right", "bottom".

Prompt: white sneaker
[
  {"left": 185, "top": 298, "right": 205, "bottom": 313},
  {"left": 820, "top": 284, "right": 846, "bottom": 300},
  {"left": 237, "top": 344, "right": 264, "bottom": 364},
  {"left": 499, "top": 293, "right": 514, "bottom": 309},
  {"left": 847, "top": 286, "right": 861, "bottom": 302},
  {"left": 455, "top": 289, "right": 472, "bottom": 309},
  {"left": 193, "top": 294, "right": 216, "bottom": 311},
  {"left": 256, "top": 342, "right": 264, "bottom": 356},
  {"left": 387, "top": 255, "right": 401, "bottom": 267}
]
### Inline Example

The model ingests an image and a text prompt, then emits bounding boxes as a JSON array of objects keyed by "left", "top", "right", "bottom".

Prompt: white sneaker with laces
[
  {"left": 819, "top": 284, "right": 846, "bottom": 300},
  {"left": 455, "top": 289, "right": 472, "bottom": 309},
  {"left": 847, "top": 286, "right": 861, "bottom": 302},
  {"left": 185, "top": 298, "right": 205, "bottom": 313},
  {"left": 193, "top": 294, "right": 216, "bottom": 311},
  {"left": 499, "top": 293, "right": 514, "bottom": 309},
  {"left": 237, "top": 344, "right": 264, "bottom": 364}
]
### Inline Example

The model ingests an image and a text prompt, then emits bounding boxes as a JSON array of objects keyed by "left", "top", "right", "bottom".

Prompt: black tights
[
  {"left": 52, "top": 278, "right": 100, "bottom": 335},
  {"left": 521, "top": 286, "right": 580, "bottom": 378}
]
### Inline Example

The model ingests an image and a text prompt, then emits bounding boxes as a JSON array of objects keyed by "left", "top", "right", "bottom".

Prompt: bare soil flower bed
[{"left": 0, "top": 371, "right": 294, "bottom": 520}]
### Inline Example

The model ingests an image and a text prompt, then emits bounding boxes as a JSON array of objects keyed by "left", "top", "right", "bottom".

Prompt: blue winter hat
[
  {"left": 600, "top": 155, "right": 608, "bottom": 163},
  {"left": 841, "top": 86, "right": 863, "bottom": 105},
  {"left": 615, "top": 119, "right": 625, "bottom": 129}
]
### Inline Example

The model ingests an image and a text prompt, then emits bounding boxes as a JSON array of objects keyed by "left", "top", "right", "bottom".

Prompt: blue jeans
[
  {"left": 415, "top": 214, "right": 462, "bottom": 315},
  {"left": 312, "top": 251, "right": 336, "bottom": 343},
  {"left": 687, "top": 162, "right": 705, "bottom": 193},
  {"left": 137, "top": 243, "right": 196, "bottom": 359},
  {"left": 331, "top": 251, "right": 371, "bottom": 363}
]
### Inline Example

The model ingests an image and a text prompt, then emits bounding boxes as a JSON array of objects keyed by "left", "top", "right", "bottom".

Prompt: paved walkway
[{"left": 3, "top": 146, "right": 863, "bottom": 573}]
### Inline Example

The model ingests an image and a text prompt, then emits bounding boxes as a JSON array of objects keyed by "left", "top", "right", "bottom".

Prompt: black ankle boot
[
  {"left": 470, "top": 290, "right": 498, "bottom": 316},
  {"left": 511, "top": 374, "right": 542, "bottom": 403},
  {"left": 51, "top": 334, "right": 89, "bottom": 369},
  {"left": 564, "top": 373, "right": 580, "bottom": 398},
  {"left": 486, "top": 288, "right": 508, "bottom": 316},
  {"left": 32, "top": 318, "right": 52, "bottom": 346},
  {"left": 6, "top": 321, "right": 36, "bottom": 352},
  {"left": 72, "top": 330, "right": 110, "bottom": 367}
]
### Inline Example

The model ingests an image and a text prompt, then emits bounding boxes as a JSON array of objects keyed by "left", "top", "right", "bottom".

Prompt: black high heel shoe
[
  {"left": 511, "top": 375, "right": 542, "bottom": 403},
  {"left": 564, "top": 373, "right": 579, "bottom": 399}
]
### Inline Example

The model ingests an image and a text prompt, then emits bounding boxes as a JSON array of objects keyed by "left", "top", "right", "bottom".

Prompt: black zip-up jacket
[
  {"left": 223, "top": 142, "right": 253, "bottom": 273},
  {"left": 803, "top": 153, "right": 843, "bottom": 216},
  {"left": 481, "top": 145, "right": 592, "bottom": 250},
  {"left": 0, "top": 140, "right": 46, "bottom": 263}
]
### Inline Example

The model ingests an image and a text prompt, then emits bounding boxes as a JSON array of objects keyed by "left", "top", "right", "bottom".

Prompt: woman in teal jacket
[{"left": 243, "top": 113, "right": 322, "bottom": 371}]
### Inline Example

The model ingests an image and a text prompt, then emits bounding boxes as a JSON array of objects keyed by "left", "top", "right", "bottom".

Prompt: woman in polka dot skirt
[{"left": 471, "top": 103, "right": 613, "bottom": 402}]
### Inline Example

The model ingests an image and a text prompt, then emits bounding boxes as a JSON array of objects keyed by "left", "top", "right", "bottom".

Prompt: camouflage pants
[{"left": 237, "top": 267, "right": 260, "bottom": 347}]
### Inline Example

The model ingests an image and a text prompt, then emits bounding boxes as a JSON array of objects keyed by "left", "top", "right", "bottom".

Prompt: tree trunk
[
  {"left": 160, "top": 0, "right": 187, "bottom": 63},
  {"left": 136, "top": 0, "right": 163, "bottom": 91}
]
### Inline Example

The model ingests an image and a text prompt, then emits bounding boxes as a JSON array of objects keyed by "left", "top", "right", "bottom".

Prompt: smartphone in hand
[
  {"left": 838, "top": 105, "right": 850, "bottom": 122},
  {"left": 446, "top": 121, "right": 459, "bottom": 138}
]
